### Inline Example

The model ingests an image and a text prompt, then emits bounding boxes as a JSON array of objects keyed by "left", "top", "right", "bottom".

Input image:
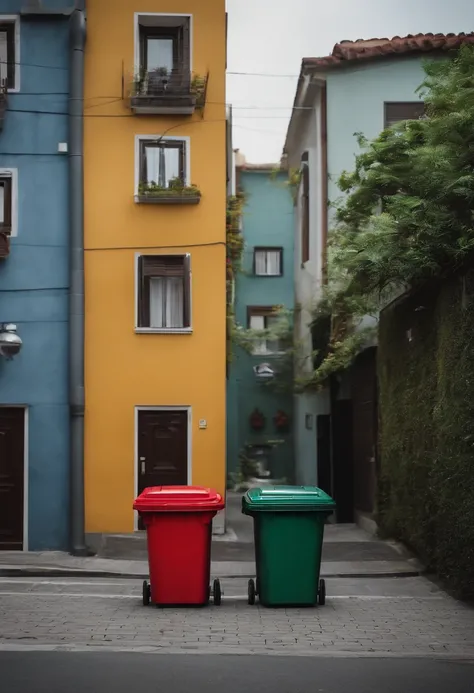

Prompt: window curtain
[
  {"left": 266, "top": 315, "right": 281, "bottom": 353},
  {"left": 249, "top": 314, "right": 267, "bottom": 354},
  {"left": 254, "top": 251, "right": 266, "bottom": 275},
  {"left": 266, "top": 251, "right": 280, "bottom": 275},
  {"left": 255, "top": 250, "right": 280, "bottom": 275},
  {"left": 145, "top": 146, "right": 181, "bottom": 187},
  {"left": 149, "top": 277, "right": 184, "bottom": 328},
  {"left": 0, "top": 32, "right": 8, "bottom": 85}
]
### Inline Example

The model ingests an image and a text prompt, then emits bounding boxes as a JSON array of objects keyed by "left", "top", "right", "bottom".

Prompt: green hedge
[{"left": 378, "top": 270, "right": 474, "bottom": 599}]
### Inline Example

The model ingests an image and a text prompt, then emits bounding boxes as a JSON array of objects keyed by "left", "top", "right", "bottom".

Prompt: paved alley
[{"left": 0, "top": 575, "right": 472, "bottom": 658}]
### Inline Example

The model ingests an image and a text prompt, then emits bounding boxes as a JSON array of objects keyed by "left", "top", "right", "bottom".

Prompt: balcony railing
[{"left": 130, "top": 68, "right": 208, "bottom": 116}]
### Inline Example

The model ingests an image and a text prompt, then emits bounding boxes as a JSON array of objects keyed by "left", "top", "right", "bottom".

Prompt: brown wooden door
[
  {"left": 0, "top": 407, "right": 25, "bottom": 550},
  {"left": 137, "top": 409, "right": 188, "bottom": 527}
]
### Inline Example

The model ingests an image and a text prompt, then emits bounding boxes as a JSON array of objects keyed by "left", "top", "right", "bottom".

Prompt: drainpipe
[
  {"left": 320, "top": 82, "right": 328, "bottom": 285},
  {"left": 69, "top": 1, "right": 88, "bottom": 556}
]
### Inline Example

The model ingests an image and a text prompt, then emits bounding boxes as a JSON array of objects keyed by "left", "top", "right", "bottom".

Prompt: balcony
[{"left": 130, "top": 70, "right": 207, "bottom": 116}]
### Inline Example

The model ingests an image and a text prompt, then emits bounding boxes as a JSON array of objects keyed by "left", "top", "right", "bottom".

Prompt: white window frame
[
  {"left": 133, "top": 12, "right": 193, "bottom": 76},
  {"left": 134, "top": 252, "right": 193, "bottom": 334},
  {"left": 254, "top": 247, "right": 283, "bottom": 277},
  {"left": 0, "top": 15, "right": 20, "bottom": 93},
  {"left": 0, "top": 167, "right": 18, "bottom": 237},
  {"left": 134, "top": 134, "right": 191, "bottom": 198}
]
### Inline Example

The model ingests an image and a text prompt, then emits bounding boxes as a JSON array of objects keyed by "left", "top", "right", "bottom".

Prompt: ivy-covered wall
[{"left": 378, "top": 269, "right": 474, "bottom": 598}]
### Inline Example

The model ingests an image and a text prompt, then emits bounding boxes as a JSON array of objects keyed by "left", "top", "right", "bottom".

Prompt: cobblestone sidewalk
[{"left": 0, "top": 577, "right": 473, "bottom": 657}]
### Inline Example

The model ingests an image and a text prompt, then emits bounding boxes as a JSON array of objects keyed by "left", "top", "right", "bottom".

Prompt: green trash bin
[{"left": 242, "top": 485, "right": 336, "bottom": 607}]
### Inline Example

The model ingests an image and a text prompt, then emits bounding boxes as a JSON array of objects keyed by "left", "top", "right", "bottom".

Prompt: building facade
[
  {"left": 84, "top": 0, "right": 227, "bottom": 540},
  {"left": 0, "top": 2, "right": 72, "bottom": 550},
  {"left": 284, "top": 34, "right": 469, "bottom": 525},
  {"left": 226, "top": 160, "right": 294, "bottom": 484}
]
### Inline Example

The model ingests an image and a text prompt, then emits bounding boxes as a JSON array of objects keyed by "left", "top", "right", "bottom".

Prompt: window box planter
[
  {"left": 136, "top": 179, "right": 201, "bottom": 205},
  {"left": 135, "top": 192, "right": 201, "bottom": 205}
]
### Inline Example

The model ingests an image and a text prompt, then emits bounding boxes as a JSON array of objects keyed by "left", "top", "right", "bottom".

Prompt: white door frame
[
  {"left": 0, "top": 404, "right": 28, "bottom": 550},
  {"left": 134, "top": 405, "right": 192, "bottom": 531}
]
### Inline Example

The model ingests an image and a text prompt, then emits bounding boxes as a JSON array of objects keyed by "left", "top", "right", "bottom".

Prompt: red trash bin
[{"left": 133, "top": 485, "right": 225, "bottom": 607}]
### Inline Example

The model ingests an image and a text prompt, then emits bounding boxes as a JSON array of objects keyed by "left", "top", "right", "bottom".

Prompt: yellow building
[{"left": 84, "top": 0, "right": 227, "bottom": 537}]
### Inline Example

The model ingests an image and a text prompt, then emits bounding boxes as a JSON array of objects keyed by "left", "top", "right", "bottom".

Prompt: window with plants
[{"left": 137, "top": 139, "right": 201, "bottom": 200}]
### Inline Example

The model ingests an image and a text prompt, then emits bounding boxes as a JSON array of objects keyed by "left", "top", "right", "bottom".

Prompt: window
[
  {"left": 384, "top": 102, "right": 425, "bottom": 128},
  {"left": 254, "top": 247, "right": 282, "bottom": 276},
  {"left": 0, "top": 20, "right": 16, "bottom": 90},
  {"left": 0, "top": 175, "right": 12, "bottom": 233},
  {"left": 301, "top": 151, "right": 309, "bottom": 264},
  {"left": 137, "top": 255, "right": 191, "bottom": 331},
  {"left": 137, "top": 15, "right": 191, "bottom": 90},
  {"left": 248, "top": 307, "right": 282, "bottom": 355},
  {"left": 139, "top": 138, "right": 187, "bottom": 189}
]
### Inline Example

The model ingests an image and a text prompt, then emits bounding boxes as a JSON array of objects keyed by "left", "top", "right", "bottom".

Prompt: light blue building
[
  {"left": 227, "top": 162, "right": 295, "bottom": 484},
  {"left": 283, "top": 35, "right": 455, "bottom": 525},
  {"left": 0, "top": 1, "right": 78, "bottom": 551}
]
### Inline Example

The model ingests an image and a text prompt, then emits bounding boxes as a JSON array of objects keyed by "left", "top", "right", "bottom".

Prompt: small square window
[
  {"left": 137, "top": 255, "right": 191, "bottom": 331},
  {"left": 0, "top": 21, "right": 16, "bottom": 90},
  {"left": 384, "top": 102, "right": 425, "bottom": 128},
  {"left": 139, "top": 139, "right": 186, "bottom": 189},
  {"left": 248, "top": 307, "right": 283, "bottom": 355},
  {"left": 254, "top": 247, "right": 282, "bottom": 276},
  {"left": 0, "top": 175, "right": 12, "bottom": 234}
]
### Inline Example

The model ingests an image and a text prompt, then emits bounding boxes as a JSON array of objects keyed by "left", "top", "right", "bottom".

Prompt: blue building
[
  {"left": 227, "top": 159, "right": 294, "bottom": 484},
  {"left": 0, "top": 2, "right": 74, "bottom": 551}
]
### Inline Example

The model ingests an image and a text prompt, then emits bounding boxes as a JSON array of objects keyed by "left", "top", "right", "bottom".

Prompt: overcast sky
[{"left": 226, "top": 0, "right": 474, "bottom": 163}]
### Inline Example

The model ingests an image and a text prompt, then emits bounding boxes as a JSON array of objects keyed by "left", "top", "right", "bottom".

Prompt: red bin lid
[{"left": 133, "top": 485, "right": 225, "bottom": 513}]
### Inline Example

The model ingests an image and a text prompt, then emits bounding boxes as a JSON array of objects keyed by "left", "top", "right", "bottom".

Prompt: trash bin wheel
[
  {"left": 213, "top": 578, "right": 222, "bottom": 606},
  {"left": 142, "top": 580, "right": 151, "bottom": 606},
  {"left": 247, "top": 578, "right": 256, "bottom": 605},
  {"left": 318, "top": 578, "right": 326, "bottom": 606}
]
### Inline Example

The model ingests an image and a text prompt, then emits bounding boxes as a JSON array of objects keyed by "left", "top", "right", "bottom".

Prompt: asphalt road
[{"left": 2, "top": 652, "right": 474, "bottom": 693}]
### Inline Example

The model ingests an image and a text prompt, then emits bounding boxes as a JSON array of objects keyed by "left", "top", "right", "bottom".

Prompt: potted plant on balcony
[
  {"left": 137, "top": 177, "right": 202, "bottom": 205},
  {"left": 249, "top": 408, "right": 266, "bottom": 431},
  {"left": 273, "top": 409, "right": 290, "bottom": 432},
  {"left": 191, "top": 73, "right": 207, "bottom": 108},
  {"left": 147, "top": 66, "right": 170, "bottom": 95}
]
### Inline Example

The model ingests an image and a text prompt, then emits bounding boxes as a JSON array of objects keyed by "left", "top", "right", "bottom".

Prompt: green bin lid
[{"left": 242, "top": 485, "right": 336, "bottom": 513}]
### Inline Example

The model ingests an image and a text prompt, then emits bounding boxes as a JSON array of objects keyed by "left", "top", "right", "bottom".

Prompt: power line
[
  {"left": 85, "top": 241, "right": 226, "bottom": 252},
  {"left": 5, "top": 106, "right": 294, "bottom": 120},
  {"left": 227, "top": 70, "right": 298, "bottom": 78},
  {"left": 1, "top": 58, "right": 299, "bottom": 79}
]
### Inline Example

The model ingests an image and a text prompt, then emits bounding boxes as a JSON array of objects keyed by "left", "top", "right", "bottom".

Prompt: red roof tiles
[{"left": 304, "top": 33, "right": 474, "bottom": 69}]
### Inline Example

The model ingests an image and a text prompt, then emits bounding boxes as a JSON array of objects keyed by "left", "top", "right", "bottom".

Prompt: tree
[{"left": 305, "top": 44, "right": 474, "bottom": 387}]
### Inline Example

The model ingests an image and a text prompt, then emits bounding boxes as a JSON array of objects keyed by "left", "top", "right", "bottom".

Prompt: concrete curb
[{"left": 0, "top": 565, "right": 425, "bottom": 580}]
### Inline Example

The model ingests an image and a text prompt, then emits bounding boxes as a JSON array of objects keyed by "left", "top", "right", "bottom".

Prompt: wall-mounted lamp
[
  {"left": 253, "top": 362, "right": 275, "bottom": 380},
  {"left": 0, "top": 323, "right": 23, "bottom": 359}
]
